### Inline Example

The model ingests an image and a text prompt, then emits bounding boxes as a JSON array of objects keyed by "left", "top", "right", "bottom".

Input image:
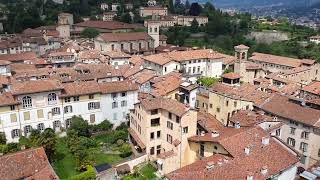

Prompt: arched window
[
  {"left": 37, "top": 123, "right": 45, "bottom": 131},
  {"left": 22, "top": 96, "right": 32, "bottom": 108},
  {"left": 48, "top": 93, "right": 57, "bottom": 105}
]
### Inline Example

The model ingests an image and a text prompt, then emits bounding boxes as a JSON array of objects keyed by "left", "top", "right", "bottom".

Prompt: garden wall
[{"left": 115, "top": 153, "right": 148, "bottom": 171}]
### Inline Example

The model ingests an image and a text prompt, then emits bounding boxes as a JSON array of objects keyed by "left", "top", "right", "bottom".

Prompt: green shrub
[
  {"left": 19, "top": 136, "right": 32, "bottom": 148},
  {"left": 115, "top": 122, "right": 128, "bottom": 131},
  {"left": 68, "top": 166, "right": 96, "bottom": 180},
  {"left": 111, "top": 130, "right": 128, "bottom": 144},
  {"left": 4, "top": 143, "right": 20, "bottom": 154},
  {"left": 89, "top": 120, "right": 113, "bottom": 133},
  {"left": 69, "top": 116, "right": 90, "bottom": 137},
  {"left": 0, "top": 132, "right": 6, "bottom": 144},
  {"left": 119, "top": 144, "right": 132, "bottom": 158}
]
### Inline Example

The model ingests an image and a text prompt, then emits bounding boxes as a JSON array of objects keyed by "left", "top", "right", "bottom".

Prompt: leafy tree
[
  {"left": 29, "top": 129, "right": 42, "bottom": 145},
  {"left": 80, "top": 28, "right": 100, "bottom": 39},
  {"left": 197, "top": 77, "right": 220, "bottom": 87},
  {"left": 120, "top": 12, "right": 132, "bottom": 23},
  {"left": 119, "top": 143, "right": 132, "bottom": 158},
  {"left": 185, "top": 0, "right": 191, "bottom": 9},
  {"left": 19, "top": 136, "right": 32, "bottom": 149},
  {"left": 189, "top": 3, "right": 201, "bottom": 16},
  {"left": 89, "top": 119, "right": 113, "bottom": 132},
  {"left": 190, "top": 18, "right": 199, "bottom": 33},
  {"left": 0, "top": 132, "right": 6, "bottom": 144},
  {"left": 69, "top": 116, "right": 90, "bottom": 137},
  {"left": 4, "top": 143, "right": 20, "bottom": 154},
  {"left": 37, "top": 128, "right": 57, "bottom": 162},
  {"left": 116, "top": 122, "right": 128, "bottom": 131}
]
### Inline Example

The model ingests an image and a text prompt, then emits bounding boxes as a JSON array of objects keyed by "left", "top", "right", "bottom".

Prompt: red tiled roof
[
  {"left": 140, "top": 97, "right": 190, "bottom": 117},
  {"left": 302, "top": 81, "right": 320, "bottom": 96},
  {"left": 99, "top": 80, "right": 139, "bottom": 94},
  {"left": 221, "top": 72, "right": 241, "bottom": 80},
  {"left": 250, "top": 53, "right": 302, "bottom": 68},
  {"left": 98, "top": 32, "right": 153, "bottom": 42},
  {"left": 151, "top": 72, "right": 182, "bottom": 97},
  {"left": 61, "top": 81, "right": 101, "bottom": 97},
  {"left": 75, "top": 20, "right": 136, "bottom": 30},
  {"left": 0, "top": 52, "right": 38, "bottom": 62},
  {"left": 259, "top": 94, "right": 320, "bottom": 127},
  {"left": 143, "top": 49, "right": 224, "bottom": 65},
  {"left": 210, "top": 83, "right": 270, "bottom": 106},
  {"left": 11, "top": 80, "right": 62, "bottom": 95},
  {"left": 0, "top": 147, "right": 58, "bottom": 180},
  {"left": 168, "top": 127, "right": 298, "bottom": 180},
  {"left": 234, "top": 44, "right": 250, "bottom": 49},
  {"left": 128, "top": 127, "right": 146, "bottom": 149},
  {"left": 0, "top": 93, "right": 19, "bottom": 107},
  {"left": 229, "top": 110, "right": 273, "bottom": 127},
  {"left": 197, "top": 111, "right": 224, "bottom": 132}
]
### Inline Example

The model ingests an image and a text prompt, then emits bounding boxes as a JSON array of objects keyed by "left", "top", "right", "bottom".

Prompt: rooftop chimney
[
  {"left": 261, "top": 166, "right": 268, "bottom": 176},
  {"left": 244, "top": 146, "right": 250, "bottom": 155},
  {"left": 261, "top": 137, "right": 269, "bottom": 146},
  {"left": 211, "top": 131, "right": 220, "bottom": 138},
  {"left": 235, "top": 121, "right": 241, "bottom": 129},
  {"left": 246, "top": 172, "right": 254, "bottom": 180},
  {"left": 206, "top": 161, "right": 214, "bottom": 170}
]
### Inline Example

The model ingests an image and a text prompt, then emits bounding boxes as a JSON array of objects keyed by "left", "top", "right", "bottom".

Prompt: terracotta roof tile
[
  {"left": 250, "top": 53, "right": 302, "bottom": 68},
  {"left": 0, "top": 52, "right": 38, "bottom": 62},
  {"left": 151, "top": 72, "right": 182, "bottom": 97},
  {"left": 11, "top": 80, "right": 62, "bottom": 95},
  {"left": 210, "top": 83, "right": 270, "bottom": 106},
  {"left": 229, "top": 110, "right": 274, "bottom": 127},
  {"left": 221, "top": 72, "right": 241, "bottom": 80},
  {"left": 0, "top": 147, "right": 58, "bottom": 180},
  {"left": 128, "top": 127, "right": 145, "bottom": 149},
  {"left": 168, "top": 127, "right": 298, "bottom": 180},
  {"left": 0, "top": 93, "right": 19, "bottom": 107},
  {"left": 61, "top": 81, "right": 101, "bottom": 97},
  {"left": 140, "top": 97, "right": 190, "bottom": 117},
  {"left": 143, "top": 49, "right": 224, "bottom": 65},
  {"left": 99, "top": 80, "right": 139, "bottom": 94},
  {"left": 260, "top": 94, "right": 320, "bottom": 127},
  {"left": 75, "top": 20, "right": 137, "bottom": 30},
  {"left": 302, "top": 81, "right": 320, "bottom": 96},
  {"left": 98, "top": 32, "right": 153, "bottom": 42}
]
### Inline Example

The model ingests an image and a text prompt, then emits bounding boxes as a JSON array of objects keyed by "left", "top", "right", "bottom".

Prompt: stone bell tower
[
  {"left": 234, "top": 44, "right": 250, "bottom": 80},
  {"left": 147, "top": 21, "right": 160, "bottom": 48}
]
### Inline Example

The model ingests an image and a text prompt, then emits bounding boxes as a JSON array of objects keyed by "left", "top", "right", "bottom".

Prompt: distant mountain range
[{"left": 192, "top": 0, "right": 320, "bottom": 8}]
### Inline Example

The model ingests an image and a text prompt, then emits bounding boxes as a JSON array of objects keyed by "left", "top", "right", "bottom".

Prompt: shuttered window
[
  {"left": 37, "top": 109, "right": 44, "bottom": 119},
  {"left": 23, "top": 112, "right": 30, "bottom": 121},
  {"left": 10, "top": 114, "right": 17, "bottom": 122}
]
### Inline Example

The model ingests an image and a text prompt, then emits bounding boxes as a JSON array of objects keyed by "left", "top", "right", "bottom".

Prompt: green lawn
[
  {"left": 94, "top": 151, "right": 123, "bottom": 165},
  {"left": 122, "top": 164, "right": 157, "bottom": 180},
  {"left": 52, "top": 138, "right": 126, "bottom": 179},
  {"left": 52, "top": 139, "right": 79, "bottom": 179},
  {"left": 140, "top": 164, "right": 157, "bottom": 179}
]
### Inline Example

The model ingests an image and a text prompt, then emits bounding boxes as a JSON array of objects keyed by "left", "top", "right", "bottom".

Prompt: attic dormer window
[
  {"left": 48, "top": 93, "right": 57, "bottom": 105},
  {"left": 22, "top": 96, "right": 32, "bottom": 108}
]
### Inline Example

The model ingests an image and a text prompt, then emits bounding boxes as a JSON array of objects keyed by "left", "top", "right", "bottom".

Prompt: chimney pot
[
  {"left": 244, "top": 147, "right": 250, "bottom": 155},
  {"left": 262, "top": 137, "right": 269, "bottom": 146},
  {"left": 246, "top": 173, "right": 254, "bottom": 180},
  {"left": 261, "top": 166, "right": 268, "bottom": 175},
  {"left": 211, "top": 131, "right": 219, "bottom": 138}
]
